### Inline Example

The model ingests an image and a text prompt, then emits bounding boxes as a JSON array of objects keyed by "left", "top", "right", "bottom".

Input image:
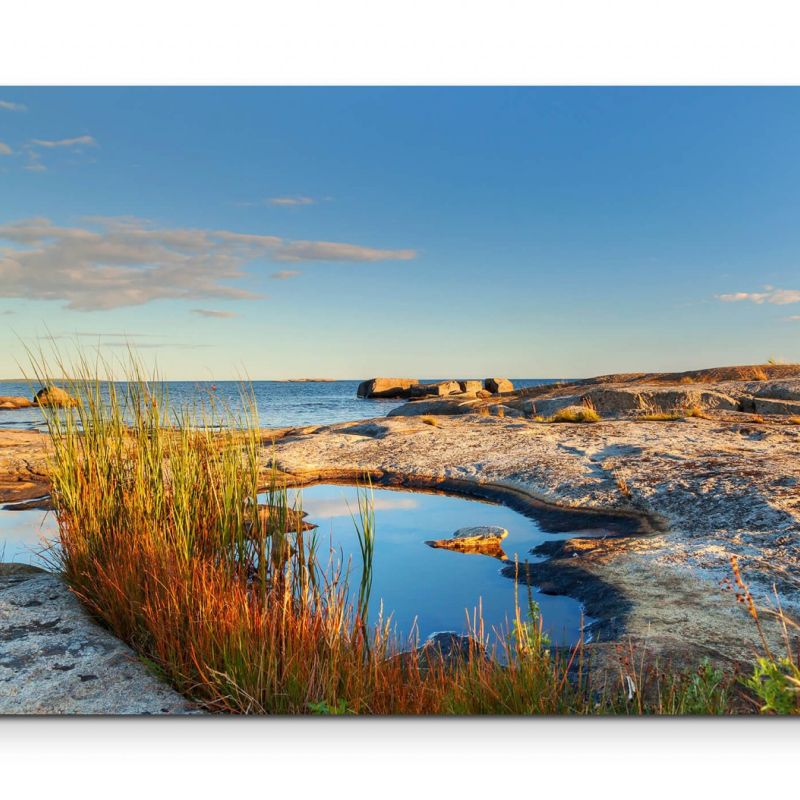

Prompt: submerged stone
[
  {"left": 33, "top": 386, "right": 78, "bottom": 408},
  {"left": 426, "top": 525, "right": 509, "bottom": 559}
]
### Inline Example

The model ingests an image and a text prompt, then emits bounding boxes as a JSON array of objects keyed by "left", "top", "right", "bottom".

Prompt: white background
[{"left": 2, "top": 0, "right": 800, "bottom": 793}]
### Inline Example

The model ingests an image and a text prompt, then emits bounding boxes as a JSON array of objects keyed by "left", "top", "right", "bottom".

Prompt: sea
[{"left": 0, "top": 378, "right": 564, "bottom": 431}]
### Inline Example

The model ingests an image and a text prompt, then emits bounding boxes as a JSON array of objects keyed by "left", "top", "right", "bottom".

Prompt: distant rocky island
[{"left": 356, "top": 377, "right": 513, "bottom": 399}]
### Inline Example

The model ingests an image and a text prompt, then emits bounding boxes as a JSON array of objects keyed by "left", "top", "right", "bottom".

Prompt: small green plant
[
  {"left": 308, "top": 699, "right": 355, "bottom": 715},
  {"left": 742, "top": 657, "right": 800, "bottom": 714}
]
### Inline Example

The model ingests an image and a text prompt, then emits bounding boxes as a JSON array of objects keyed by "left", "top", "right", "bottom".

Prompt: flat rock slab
[
  {"left": 0, "top": 430, "right": 50, "bottom": 504},
  {"left": 0, "top": 564, "right": 197, "bottom": 715},
  {"left": 426, "top": 525, "right": 509, "bottom": 559}
]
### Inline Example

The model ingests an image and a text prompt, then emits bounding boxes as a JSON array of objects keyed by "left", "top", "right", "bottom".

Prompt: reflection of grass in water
[
  {"left": 28, "top": 347, "right": 800, "bottom": 715},
  {"left": 349, "top": 477, "right": 375, "bottom": 634}
]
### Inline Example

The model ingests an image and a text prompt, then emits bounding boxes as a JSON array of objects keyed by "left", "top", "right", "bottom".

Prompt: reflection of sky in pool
[
  {"left": 0, "top": 484, "right": 608, "bottom": 648},
  {"left": 275, "top": 484, "right": 596, "bottom": 647},
  {"left": 0, "top": 507, "right": 58, "bottom": 566}
]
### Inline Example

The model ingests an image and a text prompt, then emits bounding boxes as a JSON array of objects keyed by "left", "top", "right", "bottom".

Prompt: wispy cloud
[
  {"left": 0, "top": 216, "right": 416, "bottom": 311},
  {"left": 270, "top": 270, "right": 301, "bottom": 280},
  {"left": 0, "top": 100, "right": 27, "bottom": 112},
  {"left": 21, "top": 135, "right": 98, "bottom": 172},
  {"left": 30, "top": 135, "right": 97, "bottom": 149},
  {"left": 273, "top": 241, "right": 415, "bottom": 263},
  {"left": 191, "top": 308, "right": 239, "bottom": 319},
  {"left": 717, "top": 286, "right": 800, "bottom": 305},
  {"left": 268, "top": 195, "right": 315, "bottom": 207},
  {"left": 0, "top": 142, "right": 12, "bottom": 156}
]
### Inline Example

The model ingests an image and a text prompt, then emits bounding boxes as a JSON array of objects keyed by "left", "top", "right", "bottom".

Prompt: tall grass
[{"left": 32, "top": 356, "right": 799, "bottom": 714}]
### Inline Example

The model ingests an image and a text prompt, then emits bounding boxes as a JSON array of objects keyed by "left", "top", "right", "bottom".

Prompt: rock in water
[
  {"left": 0, "top": 396, "right": 34, "bottom": 410},
  {"left": 484, "top": 378, "right": 514, "bottom": 394},
  {"left": 33, "top": 386, "right": 78, "bottom": 408},
  {"left": 255, "top": 504, "right": 317, "bottom": 533},
  {"left": 426, "top": 525, "right": 509, "bottom": 559},
  {"left": 356, "top": 378, "right": 419, "bottom": 398}
]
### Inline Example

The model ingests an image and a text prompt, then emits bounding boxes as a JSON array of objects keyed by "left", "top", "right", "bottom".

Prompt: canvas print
[{"left": 1, "top": 87, "right": 798, "bottom": 716}]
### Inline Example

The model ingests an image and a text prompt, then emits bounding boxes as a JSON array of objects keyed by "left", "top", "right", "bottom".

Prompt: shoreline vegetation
[{"left": 20, "top": 355, "right": 798, "bottom": 714}]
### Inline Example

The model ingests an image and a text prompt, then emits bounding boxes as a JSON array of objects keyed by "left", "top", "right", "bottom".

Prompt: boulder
[
  {"left": 33, "top": 386, "right": 78, "bottom": 408},
  {"left": 417, "top": 632, "right": 486, "bottom": 667},
  {"left": 427, "top": 380, "right": 462, "bottom": 397},
  {"left": 0, "top": 396, "right": 33, "bottom": 410},
  {"left": 356, "top": 378, "right": 419, "bottom": 399},
  {"left": 426, "top": 525, "right": 508, "bottom": 559},
  {"left": 407, "top": 380, "right": 461, "bottom": 398},
  {"left": 752, "top": 397, "right": 800, "bottom": 416},
  {"left": 254, "top": 504, "right": 317, "bottom": 534},
  {"left": 475, "top": 389, "right": 492, "bottom": 399},
  {"left": 387, "top": 398, "right": 482, "bottom": 417},
  {"left": 458, "top": 380, "right": 483, "bottom": 395},
  {"left": 521, "top": 386, "right": 740, "bottom": 419},
  {"left": 392, "top": 632, "right": 486, "bottom": 671},
  {"left": 484, "top": 378, "right": 514, "bottom": 394},
  {"left": 751, "top": 380, "right": 800, "bottom": 402}
]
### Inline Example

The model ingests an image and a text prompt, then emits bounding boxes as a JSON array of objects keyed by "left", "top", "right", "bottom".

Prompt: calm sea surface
[{"left": 0, "top": 378, "right": 563, "bottom": 431}]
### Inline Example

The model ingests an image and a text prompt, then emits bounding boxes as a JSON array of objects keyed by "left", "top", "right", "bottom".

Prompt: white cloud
[
  {"left": 268, "top": 195, "right": 315, "bottom": 207},
  {"left": 0, "top": 216, "right": 416, "bottom": 311},
  {"left": 0, "top": 142, "right": 12, "bottom": 156},
  {"left": 270, "top": 270, "right": 301, "bottom": 280},
  {"left": 0, "top": 100, "right": 27, "bottom": 112},
  {"left": 29, "top": 135, "right": 97, "bottom": 149},
  {"left": 191, "top": 308, "right": 239, "bottom": 319},
  {"left": 717, "top": 287, "right": 800, "bottom": 305}
]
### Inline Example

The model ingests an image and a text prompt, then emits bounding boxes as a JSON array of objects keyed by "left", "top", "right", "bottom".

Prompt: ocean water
[{"left": 0, "top": 378, "right": 562, "bottom": 431}]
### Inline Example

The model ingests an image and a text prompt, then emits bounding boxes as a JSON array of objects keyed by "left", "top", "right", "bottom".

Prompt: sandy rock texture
[
  {"left": 0, "top": 564, "right": 198, "bottom": 714},
  {"left": 0, "top": 430, "right": 49, "bottom": 505},
  {"left": 268, "top": 412, "right": 800, "bottom": 667}
]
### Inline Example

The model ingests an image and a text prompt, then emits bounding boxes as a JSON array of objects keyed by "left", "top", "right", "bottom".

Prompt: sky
[{"left": 1, "top": 87, "right": 799, "bottom": 380}]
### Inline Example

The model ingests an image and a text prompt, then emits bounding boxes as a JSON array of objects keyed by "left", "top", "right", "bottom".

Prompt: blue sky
[{"left": 1, "top": 87, "right": 799, "bottom": 379}]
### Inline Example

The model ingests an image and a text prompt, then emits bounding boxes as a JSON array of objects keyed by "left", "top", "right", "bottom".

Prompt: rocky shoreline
[
  {"left": 2, "top": 364, "right": 800, "bottom": 709},
  {"left": 0, "top": 564, "right": 197, "bottom": 714}
]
